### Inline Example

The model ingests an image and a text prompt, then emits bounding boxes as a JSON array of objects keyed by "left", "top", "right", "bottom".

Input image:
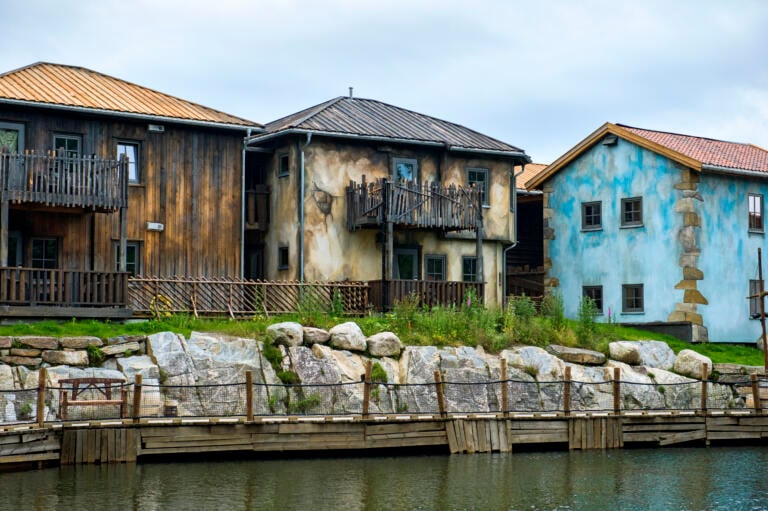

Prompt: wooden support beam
[
  {"left": 132, "top": 374, "right": 143, "bottom": 423},
  {"left": 37, "top": 367, "right": 47, "bottom": 427},
  {"left": 701, "top": 363, "right": 708, "bottom": 413},
  {"left": 563, "top": 366, "right": 571, "bottom": 416},
  {"left": 751, "top": 373, "right": 761, "bottom": 414},
  {"left": 246, "top": 370, "right": 254, "bottom": 423},
  {"left": 500, "top": 358, "right": 509, "bottom": 417},
  {"left": 434, "top": 370, "right": 446, "bottom": 418},
  {"left": 362, "top": 361, "right": 372, "bottom": 419},
  {"left": 613, "top": 367, "right": 621, "bottom": 415}
]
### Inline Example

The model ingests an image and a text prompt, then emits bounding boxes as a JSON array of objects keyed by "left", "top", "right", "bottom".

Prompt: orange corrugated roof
[
  {"left": 0, "top": 62, "right": 260, "bottom": 129},
  {"left": 515, "top": 163, "right": 547, "bottom": 190}
]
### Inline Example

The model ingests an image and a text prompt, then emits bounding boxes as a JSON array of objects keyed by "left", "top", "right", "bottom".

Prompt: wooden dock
[{"left": 2, "top": 411, "right": 768, "bottom": 469}]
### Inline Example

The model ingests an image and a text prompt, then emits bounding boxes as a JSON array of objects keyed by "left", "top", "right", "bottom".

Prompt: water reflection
[{"left": 2, "top": 447, "right": 768, "bottom": 510}]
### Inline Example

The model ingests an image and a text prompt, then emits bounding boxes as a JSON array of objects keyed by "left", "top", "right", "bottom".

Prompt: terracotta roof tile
[{"left": 516, "top": 163, "right": 548, "bottom": 190}]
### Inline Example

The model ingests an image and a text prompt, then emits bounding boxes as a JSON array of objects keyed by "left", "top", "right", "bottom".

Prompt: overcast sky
[{"left": 2, "top": 0, "right": 767, "bottom": 163}]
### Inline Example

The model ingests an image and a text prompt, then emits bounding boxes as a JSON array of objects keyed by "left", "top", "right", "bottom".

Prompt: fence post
[
  {"left": 36, "top": 367, "right": 47, "bottom": 427},
  {"left": 246, "top": 370, "right": 254, "bottom": 422},
  {"left": 751, "top": 373, "right": 761, "bottom": 413},
  {"left": 362, "top": 360, "right": 372, "bottom": 419},
  {"left": 500, "top": 358, "right": 509, "bottom": 417},
  {"left": 434, "top": 370, "right": 446, "bottom": 418},
  {"left": 132, "top": 374, "right": 143, "bottom": 423},
  {"left": 612, "top": 367, "right": 621, "bottom": 415},
  {"left": 701, "top": 363, "right": 708, "bottom": 413},
  {"left": 563, "top": 366, "right": 571, "bottom": 416}
]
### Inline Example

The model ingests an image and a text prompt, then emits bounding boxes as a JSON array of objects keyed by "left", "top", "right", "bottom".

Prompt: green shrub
[
  {"left": 261, "top": 341, "right": 283, "bottom": 372},
  {"left": 277, "top": 370, "right": 300, "bottom": 385},
  {"left": 86, "top": 345, "right": 105, "bottom": 366},
  {"left": 288, "top": 393, "right": 321, "bottom": 414},
  {"left": 370, "top": 362, "right": 388, "bottom": 383},
  {"left": 576, "top": 296, "right": 598, "bottom": 345},
  {"left": 541, "top": 291, "right": 566, "bottom": 331}
]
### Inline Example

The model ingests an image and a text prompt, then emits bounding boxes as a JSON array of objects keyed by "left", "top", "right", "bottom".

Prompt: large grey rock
[
  {"left": 0, "top": 356, "right": 41, "bottom": 367},
  {"left": 60, "top": 337, "right": 103, "bottom": 349},
  {"left": 267, "top": 322, "right": 304, "bottom": 347},
  {"left": 17, "top": 336, "right": 58, "bottom": 350},
  {"left": 329, "top": 322, "right": 367, "bottom": 352},
  {"left": 102, "top": 342, "right": 141, "bottom": 357},
  {"left": 609, "top": 340, "right": 675, "bottom": 369},
  {"left": 398, "top": 346, "right": 441, "bottom": 413},
  {"left": 147, "top": 332, "right": 194, "bottom": 382},
  {"left": 42, "top": 350, "right": 89, "bottom": 367},
  {"left": 438, "top": 346, "right": 495, "bottom": 413},
  {"left": 367, "top": 332, "right": 403, "bottom": 357},
  {"left": 303, "top": 327, "right": 330, "bottom": 345},
  {"left": 117, "top": 355, "right": 160, "bottom": 381},
  {"left": 288, "top": 345, "right": 353, "bottom": 414},
  {"left": 673, "top": 349, "right": 712, "bottom": 379},
  {"left": 0, "top": 337, "right": 11, "bottom": 349},
  {"left": 501, "top": 346, "right": 566, "bottom": 381},
  {"left": 547, "top": 345, "right": 606, "bottom": 366}
]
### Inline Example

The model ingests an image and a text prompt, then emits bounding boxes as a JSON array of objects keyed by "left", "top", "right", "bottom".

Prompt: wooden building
[
  {"left": 0, "top": 63, "right": 261, "bottom": 317},
  {"left": 245, "top": 95, "right": 531, "bottom": 308}
]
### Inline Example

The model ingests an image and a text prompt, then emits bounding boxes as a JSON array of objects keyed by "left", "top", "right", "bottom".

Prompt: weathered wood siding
[{"left": 0, "top": 106, "right": 244, "bottom": 276}]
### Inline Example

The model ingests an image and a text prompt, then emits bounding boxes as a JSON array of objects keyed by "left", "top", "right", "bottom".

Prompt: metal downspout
[
  {"left": 241, "top": 129, "right": 251, "bottom": 279},
  {"left": 502, "top": 165, "right": 526, "bottom": 307},
  {"left": 299, "top": 133, "right": 312, "bottom": 282}
]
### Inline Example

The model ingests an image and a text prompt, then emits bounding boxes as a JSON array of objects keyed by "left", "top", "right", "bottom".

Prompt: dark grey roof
[{"left": 259, "top": 96, "right": 527, "bottom": 156}]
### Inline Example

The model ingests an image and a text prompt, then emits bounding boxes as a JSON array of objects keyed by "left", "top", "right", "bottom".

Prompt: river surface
[{"left": 1, "top": 447, "right": 767, "bottom": 510}]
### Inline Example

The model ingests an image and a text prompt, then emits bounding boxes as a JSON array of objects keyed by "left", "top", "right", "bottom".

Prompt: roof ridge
[
  {"left": 617, "top": 123, "right": 754, "bottom": 147},
  {"left": 290, "top": 96, "right": 345, "bottom": 127}
]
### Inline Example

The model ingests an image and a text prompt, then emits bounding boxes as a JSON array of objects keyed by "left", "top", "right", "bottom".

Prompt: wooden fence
[
  {"left": 0, "top": 267, "right": 128, "bottom": 307},
  {"left": 128, "top": 276, "right": 370, "bottom": 317},
  {"left": 0, "top": 151, "right": 128, "bottom": 211},
  {"left": 368, "top": 279, "right": 484, "bottom": 311}
]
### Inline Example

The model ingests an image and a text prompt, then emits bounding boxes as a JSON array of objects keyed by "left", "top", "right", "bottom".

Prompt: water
[{"left": 1, "top": 447, "right": 767, "bottom": 510}]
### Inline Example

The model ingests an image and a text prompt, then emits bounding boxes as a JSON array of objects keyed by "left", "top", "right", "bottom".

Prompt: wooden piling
[
  {"left": 563, "top": 366, "right": 571, "bottom": 416},
  {"left": 434, "top": 370, "right": 446, "bottom": 417},
  {"left": 246, "top": 370, "right": 254, "bottom": 422},
  {"left": 751, "top": 373, "right": 761, "bottom": 413},
  {"left": 362, "top": 361, "right": 372, "bottom": 419},
  {"left": 701, "top": 363, "right": 708, "bottom": 413},
  {"left": 37, "top": 367, "right": 47, "bottom": 427},
  {"left": 132, "top": 374, "right": 143, "bottom": 423},
  {"left": 613, "top": 367, "right": 621, "bottom": 414},
  {"left": 500, "top": 359, "right": 508, "bottom": 417}
]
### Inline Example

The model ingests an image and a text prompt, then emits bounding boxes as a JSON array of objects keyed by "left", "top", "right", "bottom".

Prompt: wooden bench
[{"left": 58, "top": 378, "right": 128, "bottom": 420}]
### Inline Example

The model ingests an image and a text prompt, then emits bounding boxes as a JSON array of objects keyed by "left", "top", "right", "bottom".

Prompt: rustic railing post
[
  {"left": 612, "top": 367, "right": 621, "bottom": 415},
  {"left": 701, "top": 363, "right": 708, "bottom": 413},
  {"left": 751, "top": 373, "right": 761, "bottom": 413},
  {"left": 563, "top": 366, "right": 571, "bottom": 416},
  {"left": 500, "top": 358, "right": 509, "bottom": 417},
  {"left": 434, "top": 370, "right": 446, "bottom": 418},
  {"left": 362, "top": 360, "right": 372, "bottom": 419},
  {"left": 36, "top": 367, "right": 47, "bottom": 427},
  {"left": 246, "top": 370, "right": 254, "bottom": 422},
  {"left": 132, "top": 374, "right": 143, "bottom": 423}
]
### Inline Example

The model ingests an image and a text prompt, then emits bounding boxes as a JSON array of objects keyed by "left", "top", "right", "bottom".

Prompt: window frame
[
  {"left": 424, "top": 254, "right": 446, "bottom": 281},
  {"left": 30, "top": 237, "right": 58, "bottom": 269},
  {"left": 52, "top": 133, "right": 82, "bottom": 158},
  {"left": 277, "top": 245, "right": 289, "bottom": 270},
  {"left": 277, "top": 153, "right": 290, "bottom": 178},
  {"left": 467, "top": 167, "right": 490, "bottom": 207},
  {"left": 622, "top": 284, "right": 644, "bottom": 314},
  {"left": 582, "top": 285, "right": 604, "bottom": 314},
  {"left": 392, "top": 157, "right": 418, "bottom": 183},
  {"left": 116, "top": 140, "right": 141, "bottom": 184},
  {"left": 581, "top": 201, "right": 602, "bottom": 231},
  {"left": 749, "top": 193, "right": 764, "bottom": 233},
  {"left": 621, "top": 197, "right": 643, "bottom": 227},
  {"left": 114, "top": 241, "right": 141, "bottom": 276},
  {"left": 0, "top": 121, "right": 25, "bottom": 153},
  {"left": 462, "top": 256, "right": 478, "bottom": 283}
]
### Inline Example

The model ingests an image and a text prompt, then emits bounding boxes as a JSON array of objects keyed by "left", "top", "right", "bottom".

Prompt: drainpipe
[
  {"left": 299, "top": 133, "right": 312, "bottom": 282},
  {"left": 502, "top": 165, "right": 526, "bottom": 307},
  {"left": 241, "top": 129, "right": 251, "bottom": 280}
]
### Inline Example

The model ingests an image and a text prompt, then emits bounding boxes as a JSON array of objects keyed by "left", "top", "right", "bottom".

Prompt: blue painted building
[{"left": 527, "top": 123, "right": 768, "bottom": 343}]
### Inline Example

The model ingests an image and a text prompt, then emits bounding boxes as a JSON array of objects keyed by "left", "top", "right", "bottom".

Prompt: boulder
[
  {"left": 17, "top": 336, "right": 58, "bottom": 350},
  {"left": 501, "top": 346, "right": 566, "bottom": 381},
  {"left": 329, "top": 322, "right": 367, "bottom": 352},
  {"left": 0, "top": 356, "right": 41, "bottom": 367},
  {"left": 673, "top": 349, "right": 712, "bottom": 379},
  {"left": 609, "top": 340, "right": 675, "bottom": 369},
  {"left": 546, "top": 345, "right": 606, "bottom": 365},
  {"left": 267, "top": 322, "right": 304, "bottom": 347},
  {"left": 60, "top": 337, "right": 103, "bottom": 349},
  {"left": 101, "top": 342, "right": 141, "bottom": 357},
  {"left": 303, "top": 327, "right": 330, "bottom": 345},
  {"left": 147, "top": 332, "right": 196, "bottom": 386},
  {"left": 117, "top": 355, "right": 160, "bottom": 381},
  {"left": 0, "top": 337, "right": 11, "bottom": 349},
  {"left": 42, "top": 350, "right": 89, "bottom": 367},
  {"left": 10, "top": 349, "right": 41, "bottom": 357},
  {"left": 367, "top": 332, "right": 403, "bottom": 357}
]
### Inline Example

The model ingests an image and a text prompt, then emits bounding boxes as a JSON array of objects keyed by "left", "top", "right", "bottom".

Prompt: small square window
[
  {"left": 621, "top": 197, "right": 643, "bottom": 227},
  {"left": 467, "top": 167, "right": 489, "bottom": 206},
  {"left": 622, "top": 284, "right": 644, "bottom": 313},
  {"left": 114, "top": 241, "right": 141, "bottom": 276},
  {"left": 462, "top": 256, "right": 478, "bottom": 283},
  {"left": 278, "top": 246, "right": 289, "bottom": 270},
  {"left": 393, "top": 157, "right": 418, "bottom": 182},
  {"left": 278, "top": 153, "right": 290, "bottom": 178},
  {"left": 53, "top": 134, "right": 81, "bottom": 158},
  {"left": 582, "top": 201, "right": 602, "bottom": 230},
  {"left": 424, "top": 254, "right": 446, "bottom": 281},
  {"left": 117, "top": 141, "right": 140, "bottom": 183},
  {"left": 31, "top": 238, "right": 58, "bottom": 269},
  {"left": 749, "top": 194, "right": 763, "bottom": 232},
  {"left": 750, "top": 279, "right": 762, "bottom": 319},
  {"left": 582, "top": 285, "right": 603, "bottom": 314}
]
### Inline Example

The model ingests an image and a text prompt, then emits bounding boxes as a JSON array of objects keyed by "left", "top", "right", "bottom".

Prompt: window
[
  {"left": 114, "top": 241, "right": 141, "bottom": 276},
  {"left": 277, "top": 153, "right": 289, "bottom": 177},
  {"left": 582, "top": 285, "right": 603, "bottom": 313},
  {"left": 462, "top": 256, "right": 478, "bottom": 282},
  {"left": 424, "top": 254, "right": 446, "bottom": 281},
  {"left": 117, "top": 141, "right": 140, "bottom": 183},
  {"left": 31, "top": 238, "right": 58, "bottom": 269},
  {"left": 394, "top": 248, "right": 419, "bottom": 279},
  {"left": 622, "top": 284, "right": 644, "bottom": 313},
  {"left": 53, "top": 134, "right": 81, "bottom": 158},
  {"left": 467, "top": 167, "right": 489, "bottom": 206},
  {"left": 392, "top": 157, "right": 418, "bottom": 182},
  {"left": 0, "top": 121, "right": 24, "bottom": 153},
  {"left": 749, "top": 194, "right": 763, "bottom": 232},
  {"left": 7, "top": 231, "right": 21, "bottom": 267},
  {"left": 621, "top": 197, "right": 643, "bottom": 227},
  {"left": 581, "top": 201, "right": 602, "bottom": 230},
  {"left": 750, "top": 279, "right": 763, "bottom": 319},
  {"left": 278, "top": 246, "right": 289, "bottom": 270}
]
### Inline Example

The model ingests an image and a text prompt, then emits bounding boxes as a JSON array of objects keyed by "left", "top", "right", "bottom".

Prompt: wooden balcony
[
  {"left": 0, "top": 151, "right": 128, "bottom": 211},
  {"left": 368, "top": 279, "right": 484, "bottom": 311},
  {"left": 346, "top": 177, "right": 482, "bottom": 232},
  {"left": 245, "top": 185, "right": 269, "bottom": 231},
  {"left": 0, "top": 267, "right": 130, "bottom": 318}
]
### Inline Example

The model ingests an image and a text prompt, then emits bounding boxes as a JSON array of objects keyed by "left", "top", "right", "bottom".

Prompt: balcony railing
[
  {"left": 245, "top": 185, "right": 269, "bottom": 231},
  {"left": 0, "top": 267, "right": 129, "bottom": 308},
  {"left": 0, "top": 151, "right": 128, "bottom": 211},
  {"left": 368, "top": 279, "right": 484, "bottom": 311},
  {"left": 346, "top": 177, "right": 481, "bottom": 231}
]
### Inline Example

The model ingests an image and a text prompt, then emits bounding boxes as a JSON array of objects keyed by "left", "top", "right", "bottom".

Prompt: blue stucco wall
[
  {"left": 698, "top": 173, "right": 768, "bottom": 342},
  {"left": 548, "top": 138, "right": 683, "bottom": 324}
]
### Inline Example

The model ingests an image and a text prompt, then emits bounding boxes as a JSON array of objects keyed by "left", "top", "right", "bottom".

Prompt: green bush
[
  {"left": 576, "top": 296, "right": 599, "bottom": 345},
  {"left": 541, "top": 291, "right": 566, "bottom": 331},
  {"left": 370, "top": 362, "right": 388, "bottom": 383}
]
